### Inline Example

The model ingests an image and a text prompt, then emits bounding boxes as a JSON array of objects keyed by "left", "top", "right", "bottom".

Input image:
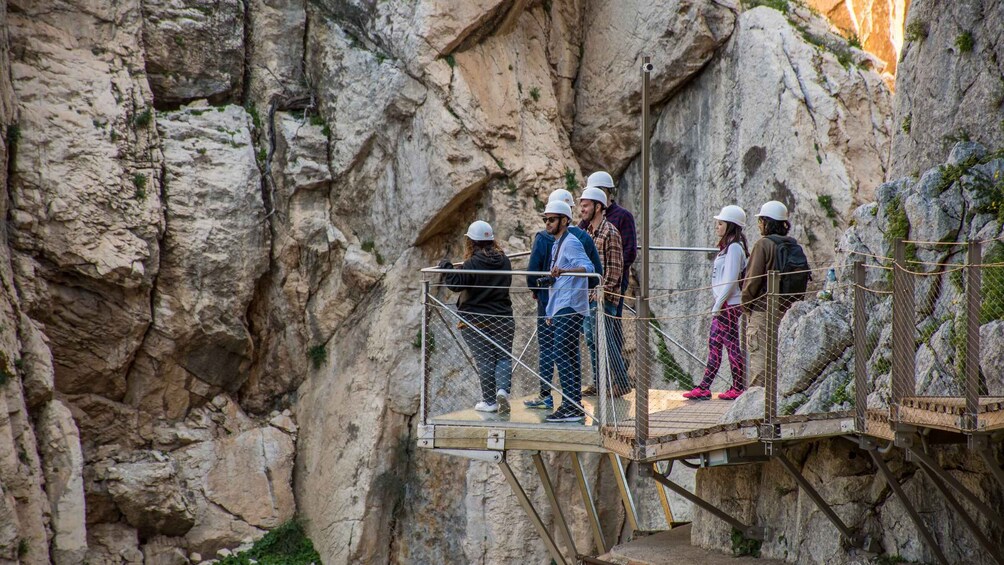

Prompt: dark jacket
[
  {"left": 443, "top": 249, "right": 513, "bottom": 316},
  {"left": 527, "top": 230, "right": 555, "bottom": 314},
  {"left": 527, "top": 228, "right": 603, "bottom": 310}
]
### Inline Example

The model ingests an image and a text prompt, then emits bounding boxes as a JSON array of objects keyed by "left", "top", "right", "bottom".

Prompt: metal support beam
[
  {"left": 609, "top": 453, "right": 639, "bottom": 534},
  {"left": 977, "top": 447, "right": 1004, "bottom": 491},
  {"left": 762, "top": 271, "right": 781, "bottom": 453},
  {"left": 774, "top": 451, "right": 876, "bottom": 551},
  {"left": 572, "top": 452, "right": 608, "bottom": 554},
  {"left": 654, "top": 460, "right": 676, "bottom": 527},
  {"left": 647, "top": 463, "right": 765, "bottom": 541},
  {"left": 915, "top": 456, "right": 1004, "bottom": 565},
  {"left": 532, "top": 453, "right": 578, "bottom": 560},
  {"left": 853, "top": 261, "right": 868, "bottom": 433},
  {"left": 866, "top": 448, "right": 949, "bottom": 565},
  {"left": 964, "top": 241, "right": 982, "bottom": 432},
  {"left": 635, "top": 55, "right": 652, "bottom": 450},
  {"left": 891, "top": 240, "right": 916, "bottom": 419},
  {"left": 904, "top": 446, "right": 1004, "bottom": 530},
  {"left": 434, "top": 449, "right": 503, "bottom": 463},
  {"left": 498, "top": 457, "right": 568, "bottom": 565}
]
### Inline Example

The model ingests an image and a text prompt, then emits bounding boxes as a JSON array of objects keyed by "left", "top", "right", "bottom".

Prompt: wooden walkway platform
[{"left": 425, "top": 390, "right": 1000, "bottom": 461}]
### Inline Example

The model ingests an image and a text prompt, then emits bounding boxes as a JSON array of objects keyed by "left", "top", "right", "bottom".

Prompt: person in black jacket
[{"left": 439, "top": 221, "right": 515, "bottom": 413}]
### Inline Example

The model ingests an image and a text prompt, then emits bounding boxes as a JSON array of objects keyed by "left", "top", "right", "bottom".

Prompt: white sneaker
[
  {"left": 496, "top": 390, "right": 510, "bottom": 413},
  {"left": 474, "top": 401, "right": 499, "bottom": 412}
]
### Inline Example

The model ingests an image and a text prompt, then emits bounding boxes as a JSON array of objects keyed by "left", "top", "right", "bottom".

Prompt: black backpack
[{"left": 766, "top": 235, "right": 811, "bottom": 306}]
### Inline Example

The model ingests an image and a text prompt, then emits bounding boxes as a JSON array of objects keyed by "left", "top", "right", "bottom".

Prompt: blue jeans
[
  {"left": 584, "top": 301, "right": 631, "bottom": 389},
  {"left": 552, "top": 307, "right": 583, "bottom": 413},
  {"left": 460, "top": 314, "right": 514, "bottom": 404},
  {"left": 536, "top": 305, "right": 556, "bottom": 397}
]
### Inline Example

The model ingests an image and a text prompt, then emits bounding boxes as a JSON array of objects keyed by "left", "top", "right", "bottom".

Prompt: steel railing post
[
  {"left": 965, "top": 241, "right": 982, "bottom": 434},
  {"left": 891, "top": 240, "right": 916, "bottom": 423},
  {"left": 635, "top": 54, "right": 652, "bottom": 454},
  {"left": 763, "top": 270, "right": 780, "bottom": 450},
  {"left": 421, "top": 278, "right": 431, "bottom": 425},
  {"left": 853, "top": 261, "right": 867, "bottom": 433}
]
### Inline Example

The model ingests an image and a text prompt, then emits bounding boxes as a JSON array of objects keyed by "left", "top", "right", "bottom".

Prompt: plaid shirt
[
  {"left": 585, "top": 219, "right": 623, "bottom": 301},
  {"left": 604, "top": 202, "right": 636, "bottom": 268}
]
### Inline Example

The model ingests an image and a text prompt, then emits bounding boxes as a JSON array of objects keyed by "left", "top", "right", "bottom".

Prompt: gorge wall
[{"left": 0, "top": 0, "right": 1001, "bottom": 564}]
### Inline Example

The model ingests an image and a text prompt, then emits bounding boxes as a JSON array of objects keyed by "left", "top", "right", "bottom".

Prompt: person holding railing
[
  {"left": 684, "top": 205, "right": 749, "bottom": 400},
  {"left": 523, "top": 189, "right": 602, "bottom": 411},
  {"left": 438, "top": 221, "right": 515, "bottom": 413},
  {"left": 578, "top": 186, "right": 632, "bottom": 398},
  {"left": 541, "top": 200, "right": 593, "bottom": 423}
]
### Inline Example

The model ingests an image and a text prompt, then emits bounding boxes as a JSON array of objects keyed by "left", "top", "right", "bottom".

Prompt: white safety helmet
[
  {"left": 548, "top": 189, "right": 575, "bottom": 207},
  {"left": 714, "top": 205, "right": 746, "bottom": 228},
  {"left": 543, "top": 200, "right": 573, "bottom": 220},
  {"left": 585, "top": 171, "right": 615, "bottom": 189},
  {"left": 756, "top": 200, "right": 789, "bottom": 222},
  {"left": 465, "top": 220, "right": 494, "bottom": 241},
  {"left": 580, "top": 186, "right": 608, "bottom": 208}
]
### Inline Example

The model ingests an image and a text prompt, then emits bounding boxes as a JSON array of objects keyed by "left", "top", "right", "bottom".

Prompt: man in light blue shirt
[{"left": 542, "top": 200, "right": 593, "bottom": 423}]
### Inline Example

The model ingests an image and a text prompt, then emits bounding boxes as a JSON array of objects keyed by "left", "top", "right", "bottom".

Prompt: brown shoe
[
  {"left": 611, "top": 384, "right": 633, "bottom": 398},
  {"left": 582, "top": 384, "right": 598, "bottom": 396}
]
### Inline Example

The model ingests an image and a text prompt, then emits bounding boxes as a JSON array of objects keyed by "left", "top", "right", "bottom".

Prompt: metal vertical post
[
  {"left": 853, "top": 262, "right": 867, "bottom": 433},
  {"left": 635, "top": 55, "right": 652, "bottom": 451},
  {"left": 597, "top": 289, "right": 608, "bottom": 427},
  {"left": 965, "top": 241, "right": 981, "bottom": 434},
  {"left": 763, "top": 270, "right": 780, "bottom": 447},
  {"left": 421, "top": 279, "right": 431, "bottom": 425},
  {"left": 891, "top": 240, "right": 916, "bottom": 420}
]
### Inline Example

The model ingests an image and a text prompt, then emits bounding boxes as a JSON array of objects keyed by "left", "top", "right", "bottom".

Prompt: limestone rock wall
[
  {"left": 693, "top": 439, "right": 1004, "bottom": 564},
  {"left": 890, "top": 0, "right": 1004, "bottom": 178},
  {"left": 0, "top": 0, "right": 999, "bottom": 563},
  {"left": 618, "top": 5, "right": 891, "bottom": 366}
]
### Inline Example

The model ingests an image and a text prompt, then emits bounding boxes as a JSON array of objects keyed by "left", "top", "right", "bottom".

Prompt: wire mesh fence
[
  {"left": 417, "top": 238, "right": 1004, "bottom": 444},
  {"left": 424, "top": 275, "right": 604, "bottom": 426}
]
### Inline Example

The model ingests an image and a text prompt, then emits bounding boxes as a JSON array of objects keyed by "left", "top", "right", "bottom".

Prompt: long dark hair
[
  {"left": 760, "top": 217, "right": 791, "bottom": 237},
  {"left": 464, "top": 238, "right": 504, "bottom": 260},
  {"left": 719, "top": 222, "right": 749, "bottom": 257}
]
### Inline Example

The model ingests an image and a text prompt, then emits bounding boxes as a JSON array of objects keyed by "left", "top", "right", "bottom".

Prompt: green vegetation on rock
[{"left": 216, "top": 520, "right": 322, "bottom": 565}]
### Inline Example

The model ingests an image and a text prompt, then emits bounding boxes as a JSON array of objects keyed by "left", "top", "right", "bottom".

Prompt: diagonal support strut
[
  {"left": 866, "top": 447, "right": 949, "bottom": 565},
  {"left": 645, "top": 462, "right": 765, "bottom": 541},
  {"left": 498, "top": 456, "right": 568, "bottom": 565},
  {"left": 775, "top": 451, "right": 878, "bottom": 552}
]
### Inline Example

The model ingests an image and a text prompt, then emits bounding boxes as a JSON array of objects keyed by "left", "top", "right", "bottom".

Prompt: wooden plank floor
[
  {"left": 427, "top": 390, "right": 1004, "bottom": 460},
  {"left": 429, "top": 388, "right": 692, "bottom": 429},
  {"left": 897, "top": 396, "right": 1004, "bottom": 432}
]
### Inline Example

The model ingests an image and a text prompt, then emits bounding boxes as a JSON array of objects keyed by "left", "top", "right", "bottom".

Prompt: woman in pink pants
[{"left": 684, "top": 205, "right": 749, "bottom": 400}]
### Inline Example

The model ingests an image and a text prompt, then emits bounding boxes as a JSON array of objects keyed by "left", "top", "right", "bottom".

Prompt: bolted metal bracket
[
  {"left": 416, "top": 424, "right": 435, "bottom": 449},
  {"left": 433, "top": 449, "right": 504, "bottom": 463},
  {"left": 487, "top": 429, "right": 506, "bottom": 450}
]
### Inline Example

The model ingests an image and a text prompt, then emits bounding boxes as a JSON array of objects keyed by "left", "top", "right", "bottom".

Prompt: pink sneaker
[
  {"left": 682, "top": 387, "right": 711, "bottom": 400},
  {"left": 718, "top": 388, "right": 743, "bottom": 400}
]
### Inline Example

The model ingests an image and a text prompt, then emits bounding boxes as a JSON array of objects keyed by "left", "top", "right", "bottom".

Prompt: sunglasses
[{"left": 542, "top": 216, "right": 562, "bottom": 225}]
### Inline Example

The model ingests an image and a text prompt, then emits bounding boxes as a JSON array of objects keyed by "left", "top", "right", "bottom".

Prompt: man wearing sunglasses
[
  {"left": 524, "top": 189, "right": 602, "bottom": 411},
  {"left": 540, "top": 200, "right": 593, "bottom": 423}
]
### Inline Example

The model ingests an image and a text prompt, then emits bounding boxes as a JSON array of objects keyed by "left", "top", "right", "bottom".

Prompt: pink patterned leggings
[{"left": 697, "top": 304, "right": 745, "bottom": 391}]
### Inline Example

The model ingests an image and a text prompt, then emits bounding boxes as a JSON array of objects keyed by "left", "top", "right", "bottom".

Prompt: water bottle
[{"left": 818, "top": 268, "right": 837, "bottom": 300}]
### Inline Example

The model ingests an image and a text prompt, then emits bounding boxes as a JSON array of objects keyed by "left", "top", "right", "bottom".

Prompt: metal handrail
[
  {"left": 421, "top": 267, "right": 602, "bottom": 280},
  {"left": 423, "top": 245, "right": 715, "bottom": 271}
]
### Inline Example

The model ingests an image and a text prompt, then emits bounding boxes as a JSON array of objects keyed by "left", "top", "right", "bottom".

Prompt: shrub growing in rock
[{"left": 216, "top": 520, "right": 321, "bottom": 565}]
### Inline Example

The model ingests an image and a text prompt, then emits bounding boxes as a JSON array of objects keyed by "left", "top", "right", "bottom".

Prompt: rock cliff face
[
  {"left": 0, "top": 0, "right": 999, "bottom": 564},
  {"left": 890, "top": 0, "right": 1004, "bottom": 178}
]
